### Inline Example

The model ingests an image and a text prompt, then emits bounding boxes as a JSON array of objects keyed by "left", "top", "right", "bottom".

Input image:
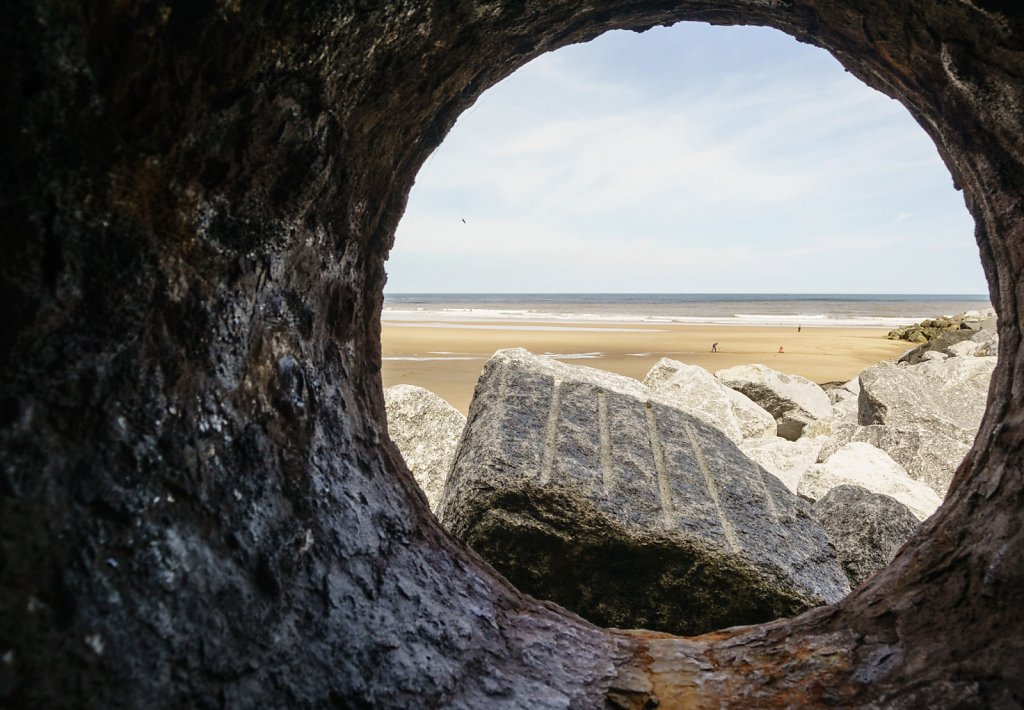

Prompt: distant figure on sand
[
  {"left": 711, "top": 342, "right": 718, "bottom": 353},
  {"left": 778, "top": 346, "right": 785, "bottom": 354},
  {"left": 798, "top": 324, "right": 802, "bottom": 333}
]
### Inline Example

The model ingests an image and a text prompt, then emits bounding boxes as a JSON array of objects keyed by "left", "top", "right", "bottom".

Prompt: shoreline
[
  {"left": 381, "top": 319, "right": 909, "bottom": 414},
  {"left": 382, "top": 294, "right": 992, "bottom": 330},
  {"left": 381, "top": 310, "right": 971, "bottom": 329}
]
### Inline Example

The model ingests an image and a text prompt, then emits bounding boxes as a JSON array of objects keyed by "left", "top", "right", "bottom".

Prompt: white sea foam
[
  {"left": 381, "top": 307, "right": 928, "bottom": 329},
  {"left": 382, "top": 356, "right": 484, "bottom": 362},
  {"left": 542, "top": 352, "right": 603, "bottom": 360},
  {"left": 383, "top": 320, "right": 662, "bottom": 333}
]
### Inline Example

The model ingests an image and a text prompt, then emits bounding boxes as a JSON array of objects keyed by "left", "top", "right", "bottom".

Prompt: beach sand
[{"left": 381, "top": 319, "right": 910, "bottom": 414}]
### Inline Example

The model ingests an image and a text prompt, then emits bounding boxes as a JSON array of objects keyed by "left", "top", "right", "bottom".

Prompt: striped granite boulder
[{"left": 438, "top": 349, "right": 849, "bottom": 636}]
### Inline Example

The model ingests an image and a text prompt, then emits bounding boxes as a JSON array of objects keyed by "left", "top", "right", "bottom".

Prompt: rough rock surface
[
  {"left": 840, "top": 377, "right": 860, "bottom": 396},
  {"left": 811, "top": 485, "right": 921, "bottom": 588},
  {"left": 5, "top": 0, "right": 1024, "bottom": 707},
  {"left": 384, "top": 385, "right": 465, "bottom": 512},
  {"left": 828, "top": 389, "right": 860, "bottom": 426},
  {"left": 717, "top": 364, "right": 833, "bottom": 441},
  {"left": 899, "top": 324, "right": 998, "bottom": 363},
  {"left": 799, "top": 443, "right": 942, "bottom": 520},
  {"left": 825, "top": 378, "right": 859, "bottom": 404},
  {"left": 944, "top": 328, "right": 999, "bottom": 358},
  {"left": 441, "top": 349, "right": 850, "bottom": 635},
  {"left": 817, "top": 424, "right": 971, "bottom": 496},
  {"left": 858, "top": 358, "right": 996, "bottom": 438},
  {"left": 643, "top": 358, "right": 776, "bottom": 442},
  {"left": 945, "top": 340, "right": 980, "bottom": 358},
  {"left": 971, "top": 328, "right": 999, "bottom": 357},
  {"left": 740, "top": 436, "right": 827, "bottom": 495}
]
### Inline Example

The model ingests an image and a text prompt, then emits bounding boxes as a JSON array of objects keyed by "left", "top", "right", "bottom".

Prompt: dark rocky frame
[{"left": 2, "top": 1, "right": 1022, "bottom": 706}]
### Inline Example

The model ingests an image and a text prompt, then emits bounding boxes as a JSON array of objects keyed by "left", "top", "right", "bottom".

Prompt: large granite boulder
[
  {"left": 811, "top": 485, "right": 921, "bottom": 587},
  {"left": 716, "top": 364, "right": 833, "bottom": 441},
  {"left": 643, "top": 358, "right": 776, "bottom": 442},
  {"left": 945, "top": 328, "right": 999, "bottom": 358},
  {"left": 858, "top": 357, "right": 996, "bottom": 438},
  {"left": 823, "top": 377, "right": 860, "bottom": 404},
  {"left": 828, "top": 389, "right": 860, "bottom": 426},
  {"left": 822, "top": 378, "right": 860, "bottom": 426},
  {"left": 971, "top": 327, "right": 999, "bottom": 357},
  {"left": 944, "top": 340, "right": 978, "bottom": 358},
  {"left": 798, "top": 442, "right": 942, "bottom": 520},
  {"left": 740, "top": 436, "right": 827, "bottom": 495},
  {"left": 816, "top": 424, "right": 971, "bottom": 497},
  {"left": 440, "top": 349, "right": 850, "bottom": 636},
  {"left": 384, "top": 385, "right": 466, "bottom": 512},
  {"left": 888, "top": 308, "right": 996, "bottom": 348}
]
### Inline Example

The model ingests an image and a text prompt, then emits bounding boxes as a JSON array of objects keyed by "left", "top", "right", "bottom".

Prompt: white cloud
[{"left": 391, "top": 23, "right": 984, "bottom": 294}]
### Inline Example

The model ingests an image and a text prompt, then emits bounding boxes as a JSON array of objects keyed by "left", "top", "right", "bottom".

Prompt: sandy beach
[{"left": 381, "top": 319, "right": 909, "bottom": 413}]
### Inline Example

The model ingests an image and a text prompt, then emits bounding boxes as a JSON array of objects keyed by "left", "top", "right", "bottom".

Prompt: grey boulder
[
  {"left": 811, "top": 485, "right": 921, "bottom": 588},
  {"left": 440, "top": 349, "right": 850, "bottom": 636},
  {"left": 971, "top": 328, "right": 999, "bottom": 357},
  {"left": 898, "top": 329, "right": 975, "bottom": 364},
  {"left": 828, "top": 389, "right": 860, "bottom": 426},
  {"left": 643, "top": 358, "right": 776, "bottom": 442},
  {"left": 945, "top": 328, "right": 999, "bottom": 358},
  {"left": 858, "top": 357, "right": 995, "bottom": 438},
  {"left": 716, "top": 364, "right": 833, "bottom": 441},
  {"left": 384, "top": 384, "right": 466, "bottom": 512},
  {"left": 799, "top": 442, "right": 942, "bottom": 520},
  {"left": 740, "top": 436, "right": 827, "bottom": 495},
  {"left": 816, "top": 424, "right": 971, "bottom": 497}
]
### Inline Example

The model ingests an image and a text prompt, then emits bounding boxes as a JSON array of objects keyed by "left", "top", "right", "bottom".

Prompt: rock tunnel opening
[
  {"left": 388, "top": 23, "right": 981, "bottom": 299},
  {"left": 380, "top": 21, "right": 992, "bottom": 638},
  {"left": 3, "top": 2, "right": 1023, "bottom": 706},
  {"left": 383, "top": 22, "right": 987, "bottom": 414}
]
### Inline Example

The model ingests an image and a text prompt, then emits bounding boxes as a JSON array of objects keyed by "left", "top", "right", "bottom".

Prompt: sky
[{"left": 386, "top": 22, "right": 986, "bottom": 295}]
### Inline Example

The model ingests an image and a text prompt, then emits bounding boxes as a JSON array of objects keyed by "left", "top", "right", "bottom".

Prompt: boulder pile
[
  {"left": 643, "top": 359, "right": 776, "bottom": 442},
  {"left": 385, "top": 326, "right": 995, "bottom": 633},
  {"left": 798, "top": 442, "right": 941, "bottom": 520},
  {"left": 716, "top": 364, "right": 832, "bottom": 441},
  {"left": 886, "top": 308, "right": 995, "bottom": 344}
]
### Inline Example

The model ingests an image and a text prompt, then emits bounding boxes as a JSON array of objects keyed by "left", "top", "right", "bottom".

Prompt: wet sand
[{"left": 381, "top": 319, "right": 910, "bottom": 414}]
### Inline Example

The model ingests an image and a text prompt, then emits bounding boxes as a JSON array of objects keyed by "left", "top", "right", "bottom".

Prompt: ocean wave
[
  {"left": 542, "top": 352, "right": 603, "bottom": 360},
  {"left": 381, "top": 307, "right": 930, "bottom": 328},
  {"left": 383, "top": 321, "right": 662, "bottom": 333},
  {"left": 382, "top": 356, "right": 484, "bottom": 362}
]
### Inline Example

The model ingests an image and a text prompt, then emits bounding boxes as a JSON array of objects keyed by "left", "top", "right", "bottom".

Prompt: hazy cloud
[{"left": 391, "top": 23, "right": 983, "bottom": 294}]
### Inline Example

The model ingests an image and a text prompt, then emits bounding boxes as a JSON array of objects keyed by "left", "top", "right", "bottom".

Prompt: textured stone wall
[{"left": 2, "top": 1, "right": 1023, "bottom": 706}]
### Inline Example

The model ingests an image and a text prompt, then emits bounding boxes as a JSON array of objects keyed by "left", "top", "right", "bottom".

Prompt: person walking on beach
[
  {"left": 797, "top": 324, "right": 802, "bottom": 333},
  {"left": 711, "top": 342, "right": 718, "bottom": 353},
  {"left": 778, "top": 345, "right": 785, "bottom": 354}
]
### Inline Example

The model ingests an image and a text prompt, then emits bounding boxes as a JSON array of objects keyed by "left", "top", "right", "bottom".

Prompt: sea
[{"left": 382, "top": 293, "right": 993, "bottom": 329}]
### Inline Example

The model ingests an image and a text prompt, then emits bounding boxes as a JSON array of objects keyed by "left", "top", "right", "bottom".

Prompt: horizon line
[{"left": 383, "top": 291, "right": 991, "bottom": 297}]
